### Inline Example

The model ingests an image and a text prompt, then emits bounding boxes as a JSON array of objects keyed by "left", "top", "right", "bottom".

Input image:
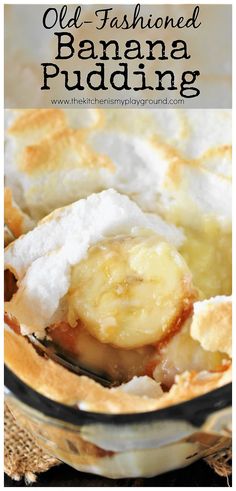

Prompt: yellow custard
[{"left": 180, "top": 221, "right": 232, "bottom": 299}]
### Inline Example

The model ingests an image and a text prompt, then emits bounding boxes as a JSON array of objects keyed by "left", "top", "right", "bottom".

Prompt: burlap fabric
[
  {"left": 4, "top": 403, "right": 60, "bottom": 484},
  {"left": 4, "top": 402, "right": 232, "bottom": 485}
]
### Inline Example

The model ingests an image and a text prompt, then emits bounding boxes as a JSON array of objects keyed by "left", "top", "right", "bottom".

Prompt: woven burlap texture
[
  {"left": 4, "top": 402, "right": 232, "bottom": 485},
  {"left": 4, "top": 403, "right": 60, "bottom": 484}
]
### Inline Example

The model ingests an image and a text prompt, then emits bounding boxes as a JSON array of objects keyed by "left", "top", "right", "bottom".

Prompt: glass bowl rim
[{"left": 4, "top": 364, "right": 232, "bottom": 427}]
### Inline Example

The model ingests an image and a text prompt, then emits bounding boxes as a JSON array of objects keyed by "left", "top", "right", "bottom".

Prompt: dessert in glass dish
[{"left": 4, "top": 109, "right": 232, "bottom": 478}]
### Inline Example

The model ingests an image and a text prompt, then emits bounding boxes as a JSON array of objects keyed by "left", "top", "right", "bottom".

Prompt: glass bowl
[{"left": 4, "top": 365, "right": 232, "bottom": 479}]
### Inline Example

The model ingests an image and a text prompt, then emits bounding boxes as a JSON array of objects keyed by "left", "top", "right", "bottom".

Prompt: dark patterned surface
[{"left": 4, "top": 460, "right": 231, "bottom": 487}]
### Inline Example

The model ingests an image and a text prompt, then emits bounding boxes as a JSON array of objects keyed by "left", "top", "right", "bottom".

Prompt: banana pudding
[{"left": 4, "top": 190, "right": 231, "bottom": 410}]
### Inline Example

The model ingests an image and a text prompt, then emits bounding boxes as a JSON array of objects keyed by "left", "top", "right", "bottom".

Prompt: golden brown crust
[
  {"left": 152, "top": 368, "right": 232, "bottom": 411},
  {"left": 202, "top": 144, "right": 232, "bottom": 160},
  {"left": 8, "top": 109, "right": 67, "bottom": 136},
  {"left": 151, "top": 136, "right": 232, "bottom": 189},
  {"left": 20, "top": 128, "right": 114, "bottom": 175},
  {"left": 4, "top": 187, "right": 34, "bottom": 239},
  {"left": 4, "top": 328, "right": 231, "bottom": 414},
  {"left": 4, "top": 329, "right": 159, "bottom": 412},
  {"left": 4, "top": 188, "right": 23, "bottom": 238},
  {"left": 7, "top": 108, "right": 109, "bottom": 178},
  {"left": 191, "top": 300, "right": 232, "bottom": 357}
]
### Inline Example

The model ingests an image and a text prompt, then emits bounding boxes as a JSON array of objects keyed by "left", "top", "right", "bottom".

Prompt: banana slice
[
  {"left": 153, "top": 323, "right": 228, "bottom": 388},
  {"left": 67, "top": 235, "right": 196, "bottom": 349}
]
